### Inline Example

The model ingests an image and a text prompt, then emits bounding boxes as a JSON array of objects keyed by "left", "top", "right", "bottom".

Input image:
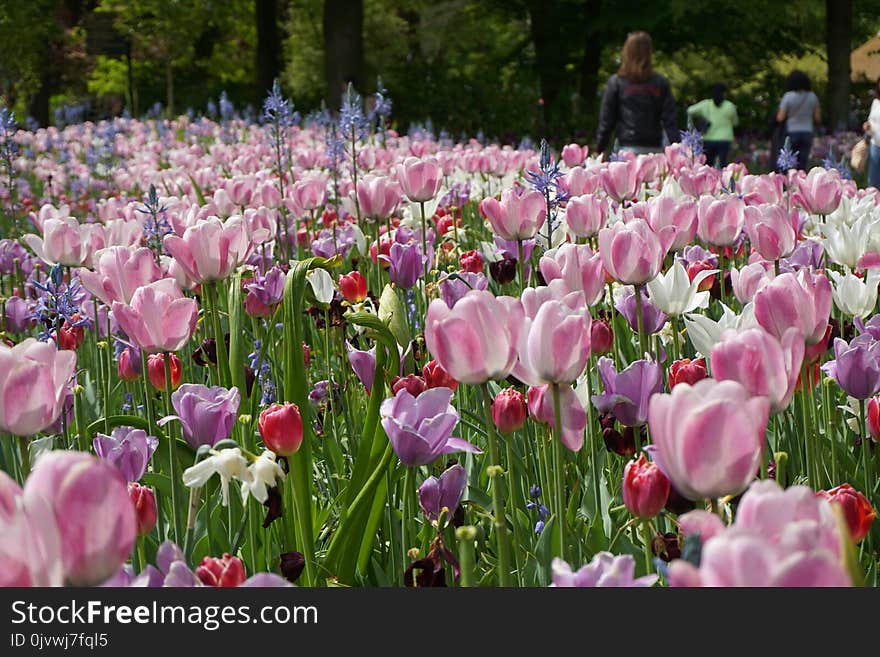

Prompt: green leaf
[
  {"left": 377, "top": 284, "right": 411, "bottom": 347},
  {"left": 187, "top": 174, "right": 206, "bottom": 206}
]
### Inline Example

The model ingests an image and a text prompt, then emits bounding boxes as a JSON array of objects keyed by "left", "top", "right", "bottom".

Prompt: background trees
[{"left": 0, "top": 0, "right": 877, "bottom": 142}]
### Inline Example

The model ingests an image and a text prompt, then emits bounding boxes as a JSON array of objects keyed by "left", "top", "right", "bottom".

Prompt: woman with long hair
[
  {"left": 595, "top": 31, "right": 678, "bottom": 156},
  {"left": 686, "top": 83, "right": 739, "bottom": 168},
  {"left": 863, "top": 76, "right": 880, "bottom": 189},
  {"left": 776, "top": 69, "right": 821, "bottom": 170}
]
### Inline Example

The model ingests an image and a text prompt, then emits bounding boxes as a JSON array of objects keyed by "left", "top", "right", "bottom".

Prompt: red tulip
[
  {"left": 622, "top": 453, "right": 670, "bottom": 519},
  {"left": 117, "top": 347, "right": 142, "bottom": 381},
  {"left": 195, "top": 553, "right": 246, "bottom": 587},
  {"left": 668, "top": 358, "right": 707, "bottom": 389},
  {"left": 259, "top": 402, "right": 304, "bottom": 456},
  {"left": 128, "top": 482, "right": 157, "bottom": 536},
  {"left": 590, "top": 319, "right": 613, "bottom": 356},
  {"left": 459, "top": 250, "right": 484, "bottom": 274},
  {"left": 391, "top": 374, "right": 427, "bottom": 397},
  {"left": 492, "top": 388, "right": 527, "bottom": 433},
  {"left": 817, "top": 484, "right": 875, "bottom": 543},
  {"left": 339, "top": 271, "right": 368, "bottom": 303},
  {"left": 147, "top": 353, "right": 182, "bottom": 391},
  {"left": 422, "top": 359, "right": 458, "bottom": 392},
  {"left": 869, "top": 397, "right": 880, "bottom": 443}
]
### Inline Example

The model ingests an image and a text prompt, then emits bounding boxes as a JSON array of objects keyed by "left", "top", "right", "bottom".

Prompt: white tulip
[
  {"left": 645, "top": 260, "right": 716, "bottom": 316},
  {"left": 182, "top": 448, "right": 252, "bottom": 507},
  {"left": 829, "top": 268, "right": 880, "bottom": 319},
  {"left": 307, "top": 268, "right": 336, "bottom": 305}
]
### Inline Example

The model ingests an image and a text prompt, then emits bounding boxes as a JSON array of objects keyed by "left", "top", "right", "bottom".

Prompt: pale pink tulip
[
  {"left": 480, "top": 188, "right": 547, "bottom": 241},
  {"left": 696, "top": 195, "right": 745, "bottom": 246},
  {"left": 600, "top": 160, "right": 640, "bottom": 202},
  {"left": 396, "top": 156, "right": 443, "bottom": 202},
  {"left": 539, "top": 243, "right": 605, "bottom": 306},
  {"left": 357, "top": 175, "right": 402, "bottom": 219},
  {"left": 598, "top": 218, "right": 665, "bottom": 286},
  {"left": 797, "top": 166, "right": 843, "bottom": 215},
  {"left": 645, "top": 196, "right": 698, "bottom": 251},
  {"left": 78, "top": 246, "right": 163, "bottom": 306},
  {"left": 163, "top": 215, "right": 252, "bottom": 283},
  {"left": 744, "top": 204, "right": 797, "bottom": 261},
  {"left": 23, "top": 216, "right": 89, "bottom": 266},
  {"left": 112, "top": 278, "right": 198, "bottom": 353},
  {"left": 564, "top": 194, "right": 606, "bottom": 238}
]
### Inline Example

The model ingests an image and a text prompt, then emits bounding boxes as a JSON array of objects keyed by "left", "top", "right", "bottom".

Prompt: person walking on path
[
  {"left": 687, "top": 84, "right": 738, "bottom": 168},
  {"left": 595, "top": 31, "right": 678, "bottom": 156},
  {"left": 863, "top": 76, "right": 880, "bottom": 189},
  {"left": 776, "top": 70, "right": 821, "bottom": 171}
]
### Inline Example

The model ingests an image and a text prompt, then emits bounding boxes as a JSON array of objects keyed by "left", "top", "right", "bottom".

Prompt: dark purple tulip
[
  {"left": 591, "top": 357, "right": 662, "bottom": 426},
  {"left": 169, "top": 384, "right": 241, "bottom": 449},
  {"left": 380, "top": 387, "right": 481, "bottom": 466},
  {"left": 615, "top": 287, "right": 667, "bottom": 335},
  {"left": 439, "top": 271, "right": 488, "bottom": 308},
  {"left": 418, "top": 463, "right": 467, "bottom": 521},
  {"left": 821, "top": 336, "right": 880, "bottom": 399},
  {"left": 93, "top": 426, "right": 159, "bottom": 482},
  {"left": 4, "top": 296, "right": 33, "bottom": 333}
]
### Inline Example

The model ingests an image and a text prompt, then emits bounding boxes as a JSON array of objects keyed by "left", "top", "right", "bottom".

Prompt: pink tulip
[
  {"left": 644, "top": 196, "right": 698, "bottom": 251},
  {"left": 539, "top": 243, "right": 605, "bottom": 306},
  {"left": 103, "top": 218, "right": 143, "bottom": 249},
  {"left": 797, "top": 166, "right": 843, "bottom": 215},
  {"left": 647, "top": 378, "right": 769, "bottom": 500},
  {"left": 730, "top": 262, "right": 772, "bottom": 305},
  {"left": 227, "top": 176, "right": 256, "bottom": 207},
  {"left": 678, "top": 164, "right": 721, "bottom": 198},
  {"left": 564, "top": 166, "right": 600, "bottom": 196},
  {"left": 600, "top": 160, "right": 640, "bottom": 202},
  {"left": 112, "top": 278, "right": 198, "bottom": 353},
  {"left": 242, "top": 207, "right": 277, "bottom": 245},
  {"left": 78, "top": 246, "right": 163, "bottom": 306},
  {"left": 395, "top": 156, "right": 443, "bottom": 202},
  {"left": 424, "top": 289, "right": 522, "bottom": 385},
  {"left": 23, "top": 216, "right": 89, "bottom": 266},
  {"left": 479, "top": 188, "right": 547, "bottom": 241},
  {"left": 212, "top": 188, "right": 236, "bottom": 217},
  {"left": 561, "top": 143, "right": 588, "bottom": 167},
  {"left": 0, "top": 338, "right": 76, "bottom": 437},
  {"left": 24, "top": 451, "right": 136, "bottom": 585},
  {"left": 527, "top": 383, "right": 587, "bottom": 451},
  {"left": 163, "top": 215, "right": 252, "bottom": 283},
  {"left": 259, "top": 182, "right": 282, "bottom": 208},
  {"left": 512, "top": 282, "right": 591, "bottom": 386},
  {"left": 357, "top": 175, "right": 402, "bottom": 219},
  {"left": 754, "top": 270, "right": 831, "bottom": 345},
  {"left": 744, "top": 204, "right": 797, "bottom": 261},
  {"left": 696, "top": 195, "right": 745, "bottom": 246},
  {"left": 711, "top": 327, "right": 804, "bottom": 413},
  {"left": 289, "top": 176, "right": 328, "bottom": 214},
  {"left": 598, "top": 218, "right": 665, "bottom": 286},
  {"left": 740, "top": 173, "right": 784, "bottom": 205},
  {"left": 564, "top": 194, "right": 606, "bottom": 238}
]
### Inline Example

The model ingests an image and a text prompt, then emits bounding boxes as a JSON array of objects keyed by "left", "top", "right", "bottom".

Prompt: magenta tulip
[
  {"left": 647, "top": 378, "right": 769, "bottom": 500},
  {"left": 0, "top": 338, "right": 76, "bottom": 436},
  {"left": 424, "top": 289, "right": 522, "bottom": 385},
  {"left": 479, "top": 187, "right": 547, "bottom": 241},
  {"left": 112, "top": 278, "right": 198, "bottom": 353},
  {"left": 78, "top": 245, "right": 163, "bottom": 306},
  {"left": 711, "top": 327, "right": 804, "bottom": 413}
]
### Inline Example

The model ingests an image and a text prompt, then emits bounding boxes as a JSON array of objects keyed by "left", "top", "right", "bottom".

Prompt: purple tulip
[
  {"left": 591, "top": 357, "right": 662, "bottom": 426},
  {"left": 245, "top": 265, "right": 285, "bottom": 310},
  {"left": 346, "top": 342, "right": 377, "bottom": 394},
  {"left": 169, "top": 384, "right": 241, "bottom": 449},
  {"left": 527, "top": 383, "right": 588, "bottom": 451},
  {"left": 382, "top": 240, "right": 423, "bottom": 289},
  {"left": 615, "top": 287, "right": 667, "bottom": 335},
  {"left": 439, "top": 271, "right": 488, "bottom": 308},
  {"left": 821, "top": 336, "right": 880, "bottom": 400},
  {"left": 551, "top": 553, "right": 657, "bottom": 587},
  {"left": 3, "top": 296, "right": 33, "bottom": 333},
  {"left": 678, "top": 245, "right": 718, "bottom": 268},
  {"left": 780, "top": 238, "right": 824, "bottom": 272},
  {"left": 418, "top": 463, "right": 467, "bottom": 521},
  {"left": 93, "top": 426, "right": 159, "bottom": 482},
  {"left": 855, "top": 315, "right": 880, "bottom": 341},
  {"left": 380, "top": 387, "right": 481, "bottom": 466}
]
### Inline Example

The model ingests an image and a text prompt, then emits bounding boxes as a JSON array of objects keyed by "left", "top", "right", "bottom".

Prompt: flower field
[{"left": 0, "top": 94, "right": 878, "bottom": 588}]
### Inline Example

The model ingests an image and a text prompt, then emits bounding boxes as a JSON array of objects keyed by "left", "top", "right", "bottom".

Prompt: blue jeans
[
  {"left": 869, "top": 143, "right": 880, "bottom": 190},
  {"left": 787, "top": 131, "right": 813, "bottom": 170}
]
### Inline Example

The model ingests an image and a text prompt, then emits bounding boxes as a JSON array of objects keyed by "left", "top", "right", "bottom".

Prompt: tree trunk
[
  {"left": 255, "top": 0, "right": 283, "bottom": 100},
  {"left": 578, "top": 0, "right": 603, "bottom": 130},
  {"left": 826, "top": 0, "right": 852, "bottom": 132},
  {"left": 323, "top": 0, "right": 364, "bottom": 111},
  {"left": 527, "top": 1, "right": 568, "bottom": 138}
]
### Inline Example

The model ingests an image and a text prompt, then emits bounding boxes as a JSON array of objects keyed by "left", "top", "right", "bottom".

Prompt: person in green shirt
[{"left": 687, "top": 84, "right": 739, "bottom": 168}]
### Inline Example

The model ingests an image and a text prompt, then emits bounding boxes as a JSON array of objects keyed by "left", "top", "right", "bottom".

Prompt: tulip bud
[
  {"left": 118, "top": 347, "right": 142, "bottom": 381},
  {"left": 259, "top": 402, "right": 304, "bottom": 456},
  {"left": 459, "top": 250, "right": 484, "bottom": 273},
  {"left": 195, "top": 553, "right": 246, "bottom": 587},
  {"left": 590, "top": 318, "right": 613, "bottom": 355},
  {"left": 489, "top": 255, "right": 517, "bottom": 285},
  {"left": 492, "top": 388, "right": 527, "bottom": 433},
  {"left": 422, "top": 359, "right": 458, "bottom": 391},
  {"left": 668, "top": 358, "right": 708, "bottom": 389},
  {"left": 391, "top": 374, "right": 427, "bottom": 397},
  {"left": 817, "top": 483, "right": 876, "bottom": 543},
  {"left": 339, "top": 271, "right": 368, "bottom": 303},
  {"left": 869, "top": 397, "right": 880, "bottom": 443},
  {"left": 56, "top": 317, "right": 85, "bottom": 351},
  {"left": 128, "top": 482, "right": 157, "bottom": 536},
  {"left": 147, "top": 353, "right": 182, "bottom": 391},
  {"left": 622, "top": 453, "right": 670, "bottom": 519}
]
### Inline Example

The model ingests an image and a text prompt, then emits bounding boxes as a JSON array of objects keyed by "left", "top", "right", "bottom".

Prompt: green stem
[
  {"left": 17, "top": 435, "right": 30, "bottom": 480},
  {"left": 634, "top": 285, "right": 647, "bottom": 358},
  {"left": 456, "top": 527, "right": 476, "bottom": 587},
  {"left": 480, "top": 383, "right": 513, "bottom": 587},
  {"left": 551, "top": 383, "right": 565, "bottom": 559},
  {"left": 517, "top": 239, "right": 525, "bottom": 295},
  {"left": 164, "top": 351, "right": 183, "bottom": 545},
  {"left": 641, "top": 520, "right": 654, "bottom": 577},
  {"left": 586, "top": 357, "right": 601, "bottom": 519},
  {"left": 207, "top": 281, "right": 231, "bottom": 387},
  {"left": 419, "top": 200, "right": 429, "bottom": 287},
  {"left": 861, "top": 399, "right": 874, "bottom": 505}
]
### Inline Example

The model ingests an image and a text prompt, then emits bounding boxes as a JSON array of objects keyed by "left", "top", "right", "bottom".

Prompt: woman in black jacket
[{"left": 595, "top": 32, "right": 679, "bottom": 156}]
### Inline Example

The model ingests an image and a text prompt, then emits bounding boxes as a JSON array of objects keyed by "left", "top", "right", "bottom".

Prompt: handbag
[{"left": 851, "top": 137, "right": 869, "bottom": 173}]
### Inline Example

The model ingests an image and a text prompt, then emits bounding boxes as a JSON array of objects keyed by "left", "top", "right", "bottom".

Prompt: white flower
[
  {"left": 182, "top": 448, "right": 252, "bottom": 507},
  {"left": 306, "top": 268, "right": 335, "bottom": 305},
  {"left": 645, "top": 261, "right": 716, "bottom": 316},
  {"left": 819, "top": 214, "right": 879, "bottom": 269},
  {"left": 658, "top": 176, "right": 684, "bottom": 199},
  {"left": 241, "top": 451, "right": 286, "bottom": 504},
  {"left": 828, "top": 268, "right": 880, "bottom": 319},
  {"left": 683, "top": 302, "right": 754, "bottom": 358},
  {"left": 349, "top": 223, "right": 367, "bottom": 257}
]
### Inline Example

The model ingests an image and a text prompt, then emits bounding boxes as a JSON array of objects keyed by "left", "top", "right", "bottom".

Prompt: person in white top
[{"left": 863, "top": 77, "right": 880, "bottom": 189}]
